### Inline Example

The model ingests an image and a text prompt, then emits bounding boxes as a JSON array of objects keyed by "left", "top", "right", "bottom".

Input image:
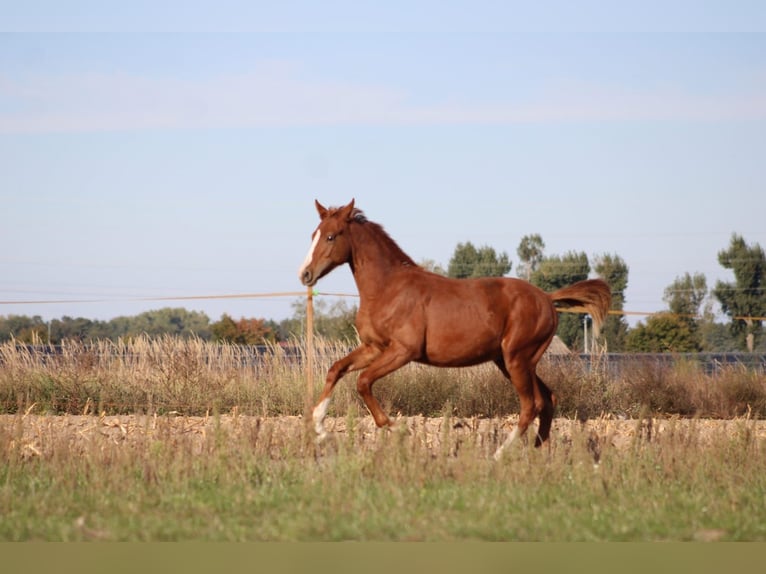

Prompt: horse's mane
[{"left": 346, "top": 207, "right": 418, "bottom": 268}]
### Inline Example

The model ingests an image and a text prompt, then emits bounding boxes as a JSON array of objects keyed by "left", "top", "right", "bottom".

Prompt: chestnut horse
[{"left": 299, "top": 199, "right": 611, "bottom": 459}]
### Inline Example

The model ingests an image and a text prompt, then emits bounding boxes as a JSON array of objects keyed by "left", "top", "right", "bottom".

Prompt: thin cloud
[{"left": 2, "top": 65, "right": 765, "bottom": 133}]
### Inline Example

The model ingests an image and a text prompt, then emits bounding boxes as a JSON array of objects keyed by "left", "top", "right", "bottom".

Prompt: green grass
[
  {"left": 1, "top": 413, "right": 764, "bottom": 541},
  {"left": 2, "top": 336, "right": 765, "bottom": 541}
]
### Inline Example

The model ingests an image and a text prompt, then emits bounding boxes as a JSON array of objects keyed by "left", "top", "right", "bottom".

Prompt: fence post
[{"left": 305, "top": 287, "right": 315, "bottom": 415}]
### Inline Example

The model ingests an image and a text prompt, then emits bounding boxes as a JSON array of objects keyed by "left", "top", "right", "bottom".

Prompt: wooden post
[
  {"left": 305, "top": 287, "right": 315, "bottom": 414},
  {"left": 583, "top": 315, "right": 589, "bottom": 355}
]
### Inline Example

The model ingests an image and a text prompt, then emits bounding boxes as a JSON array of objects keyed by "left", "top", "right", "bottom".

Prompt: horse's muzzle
[{"left": 300, "top": 268, "right": 315, "bottom": 287}]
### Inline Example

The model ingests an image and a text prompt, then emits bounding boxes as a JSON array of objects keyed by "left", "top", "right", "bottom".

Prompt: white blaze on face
[{"left": 298, "top": 230, "right": 321, "bottom": 281}]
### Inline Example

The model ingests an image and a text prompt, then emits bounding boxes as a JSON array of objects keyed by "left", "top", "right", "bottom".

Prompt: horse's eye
[{"left": 327, "top": 234, "right": 335, "bottom": 242}]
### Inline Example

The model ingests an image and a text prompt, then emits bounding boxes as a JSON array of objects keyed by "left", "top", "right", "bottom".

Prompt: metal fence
[{"left": 545, "top": 352, "right": 766, "bottom": 376}]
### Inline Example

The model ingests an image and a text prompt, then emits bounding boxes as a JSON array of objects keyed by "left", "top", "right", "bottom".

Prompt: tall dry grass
[
  {"left": 0, "top": 336, "right": 311, "bottom": 416},
  {"left": 0, "top": 336, "right": 764, "bottom": 419}
]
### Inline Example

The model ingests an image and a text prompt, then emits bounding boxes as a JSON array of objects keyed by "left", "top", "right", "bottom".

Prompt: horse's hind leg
[
  {"left": 534, "top": 375, "right": 557, "bottom": 447},
  {"left": 493, "top": 358, "right": 539, "bottom": 460}
]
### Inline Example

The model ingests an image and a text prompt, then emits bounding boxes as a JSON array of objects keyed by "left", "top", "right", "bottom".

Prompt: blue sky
[{"left": 2, "top": 5, "right": 766, "bottom": 326}]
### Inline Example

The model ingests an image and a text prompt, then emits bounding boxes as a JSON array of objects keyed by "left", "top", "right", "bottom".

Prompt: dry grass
[
  {"left": 0, "top": 336, "right": 764, "bottom": 420},
  {"left": 540, "top": 353, "right": 766, "bottom": 420},
  {"left": 0, "top": 336, "right": 311, "bottom": 416}
]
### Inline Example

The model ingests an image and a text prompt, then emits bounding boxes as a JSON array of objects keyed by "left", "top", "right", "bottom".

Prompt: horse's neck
[{"left": 349, "top": 225, "right": 410, "bottom": 299}]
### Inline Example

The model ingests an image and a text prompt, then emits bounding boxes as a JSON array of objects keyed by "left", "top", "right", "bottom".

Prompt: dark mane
[{"left": 350, "top": 208, "right": 368, "bottom": 223}]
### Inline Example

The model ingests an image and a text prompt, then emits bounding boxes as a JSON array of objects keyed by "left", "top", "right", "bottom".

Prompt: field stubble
[{"left": 5, "top": 410, "right": 766, "bottom": 460}]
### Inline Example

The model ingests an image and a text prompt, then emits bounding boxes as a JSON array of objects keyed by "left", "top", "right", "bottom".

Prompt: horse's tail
[{"left": 549, "top": 279, "right": 612, "bottom": 337}]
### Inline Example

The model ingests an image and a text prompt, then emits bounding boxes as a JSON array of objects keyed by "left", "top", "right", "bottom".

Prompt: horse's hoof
[{"left": 315, "top": 429, "right": 329, "bottom": 444}]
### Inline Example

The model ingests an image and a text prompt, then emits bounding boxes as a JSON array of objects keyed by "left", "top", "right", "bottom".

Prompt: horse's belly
[{"left": 421, "top": 330, "right": 501, "bottom": 367}]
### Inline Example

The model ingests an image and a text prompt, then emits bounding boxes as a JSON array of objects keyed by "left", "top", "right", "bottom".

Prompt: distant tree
[
  {"left": 0, "top": 314, "right": 47, "bottom": 344},
  {"left": 625, "top": 313, "right": 700, "bottom": 353},
  {"left": 107, "top": 316, "right": 133, "bottom": 340},
  {"left": 660, "top": 272, "right": 709, "bottom": 350},
  {"left": 123, "top": 308, "right": 212, "bottom": 340},
  {"left": 211, "top": 314, "right": 238, "bottom": 343},
  {"left": 49, "top": 316, "right": 99, "bottom": 342},
  {"left": 516, "top": 234, "right": 545, "bottom": 281},
  {"left": 530, "top": 251, "right": 590, "bottom": 350},
  {"left": 1, "top": 309, "right": 267, "bottom": 344},
  {"left": 234, "top": 317, "right": 275, "bottom": 344},
  {"left": 282, "top": 297, "right": 358, "bottom": 341},
  {"left": 593, "top": 254, "right": 629, "bottom": 351},
  {"left": 713, "top": 234, "right": 766, "bottom": 352},
  {"left": 447, "top": 242, "right": 511, "bottom": 279},
  {"left": 211, "top": 314, "right": 275, "bottom": 344},
  {"left": 419, "top": 259, "right": 447, "bottom": 276},
  {"left": 699, "top": 321, "right": 740, "bottom": 353},
  {"left": 665, "top": 272, "right": 708, "bottom": 320},
  {"left": 530, "top": 251, "right": 590, "bottom": 292}
]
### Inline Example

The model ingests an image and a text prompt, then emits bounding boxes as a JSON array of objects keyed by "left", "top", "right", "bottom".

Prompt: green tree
[
  {"left": 516, "top": 234, "right": 545, "bottom": 281},
  {"left": 106, "top": 316, "right": 133, "bottom": 340},
  {"left": 447, "top": 242, "right": 511, "bottom": 279},
  {"left": 123, "top": 308, "right": 212, "bottom": 340},
  {"left": 282, "top": 297, "right": 358, "bottom": 341},
  {"left": 699, "top": 321, "right": 740, "bottom": 352},
  {"left": 0, "top": 314, "right": 47, "bottom": 344},
  {"left": 593, "top": 254, "right": 629, "bottom": 351},
  {"left": 665, "top": 272, "right": 708, "bottom": 319},
  {"left": 49, "top": 316, "right": 103, "bottom": 342},
  {"left": 625, "top": 313, "right": 700, "bottom": 353},
  {"left": 713, "top": 234, "right": 766, "bottom": 352},
  {"left": 530, "top": 251, "right": 590, "bottom": 349},
  {"left": 211, "top": 314, "right": 238, "bottom": 343},
  {"left": 662, "top": 272, "right": 708, "bottom": 351}
]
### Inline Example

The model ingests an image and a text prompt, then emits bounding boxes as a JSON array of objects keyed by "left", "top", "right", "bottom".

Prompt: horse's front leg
[
  {"left": 313, "top": 344, "right": 380, "bottom": 441},
  {"left": 355, "top": 342, "right": 416, "bottom": 428}
]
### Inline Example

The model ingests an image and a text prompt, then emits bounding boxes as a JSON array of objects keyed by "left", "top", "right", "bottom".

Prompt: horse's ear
[
  {"left": 315, "top": 200, "right": 329, "bottom": 220},
  {"left": 339, "top": 198, "right": 356, "bottom": 221}
]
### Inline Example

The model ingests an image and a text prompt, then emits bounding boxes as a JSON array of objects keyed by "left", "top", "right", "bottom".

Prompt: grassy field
[
  {"left": 1, "top": 411, "right": 765, "bottom": 541},
  {"left": 1, "top": 337, "right": 765, "bottom": 541}
]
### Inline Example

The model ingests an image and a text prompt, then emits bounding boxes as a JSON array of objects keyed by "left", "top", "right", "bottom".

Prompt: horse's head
[{"left": 299, "top": 199, "right": 356, "bottom": 287}]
